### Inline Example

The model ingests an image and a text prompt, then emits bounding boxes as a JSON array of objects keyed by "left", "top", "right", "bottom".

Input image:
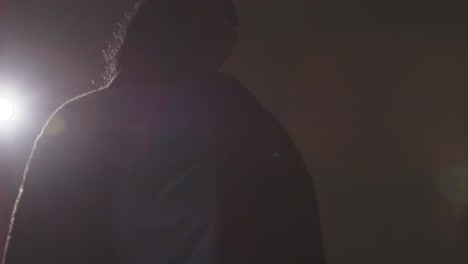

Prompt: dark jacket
[{"left": 7, "top": 72, "right": 326, "bottom": 263}]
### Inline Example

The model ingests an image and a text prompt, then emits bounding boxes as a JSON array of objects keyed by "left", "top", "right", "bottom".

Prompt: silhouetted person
[{"left": 6, "top": 1, "right": 326, "bottom": 263}]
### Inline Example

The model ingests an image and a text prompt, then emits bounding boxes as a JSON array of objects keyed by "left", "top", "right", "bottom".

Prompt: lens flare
[
  {"left": 440, "top": 167, "right": 468, "bottom": 204},
  {"left": 0, "top": 97, "right": 16, "bottom": 122}
]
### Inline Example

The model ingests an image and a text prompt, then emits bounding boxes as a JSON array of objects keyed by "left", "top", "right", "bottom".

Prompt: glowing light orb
[
  {"left": 0, "top": 97, "right": 16, "bottom": 122},
  {"left": 440, "top": 167, "right": 468, "bottom": 204}
]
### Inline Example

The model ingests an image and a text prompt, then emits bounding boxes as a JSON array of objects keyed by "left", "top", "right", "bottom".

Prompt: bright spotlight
[{"left": 0, "top": 97, "right": 17, "bottom": 123}]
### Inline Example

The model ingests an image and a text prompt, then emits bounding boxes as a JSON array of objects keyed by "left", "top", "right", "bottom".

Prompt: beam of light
[{"left": 0, "top": 97, "right": 17, "bottom": 123}]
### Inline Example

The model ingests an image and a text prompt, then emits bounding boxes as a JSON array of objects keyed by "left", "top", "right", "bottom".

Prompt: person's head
[{"left": 118, "top": 0, "right": 238, "bottom": 82}]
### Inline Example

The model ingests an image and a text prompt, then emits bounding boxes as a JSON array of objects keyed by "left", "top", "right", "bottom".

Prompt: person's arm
[{"left": 217, "top": 93, "right": 327, "bottom": 263}]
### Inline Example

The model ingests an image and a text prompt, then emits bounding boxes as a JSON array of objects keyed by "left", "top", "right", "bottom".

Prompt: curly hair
[{"left": 116, "top": 0, "right": 238, "bottom": 78}]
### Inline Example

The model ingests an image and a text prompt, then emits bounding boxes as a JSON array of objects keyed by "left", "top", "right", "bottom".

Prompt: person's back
[{"left": 5, "top": 1, "right": 326, "bottom": 263}]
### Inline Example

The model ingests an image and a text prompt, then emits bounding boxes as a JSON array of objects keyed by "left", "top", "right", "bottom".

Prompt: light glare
[{"left": 0, "top": 97, "right": 16, "bottom": 122}]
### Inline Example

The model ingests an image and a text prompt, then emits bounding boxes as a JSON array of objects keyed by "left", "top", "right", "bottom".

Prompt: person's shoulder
[
  {"left": 40, "top": 86, "right": 125, "bottom": 145},
  {"left": 213, "top": 73, "right": 313, "bottom": 189},
  {"left": 212, "top": 72, "right": 296, "bottom": 154},
  {"left": 211, "top": 72, "right": 261, "bottom": 112},
  {"left": 58, "top": 86, "right": 122, "bottom": 117}
]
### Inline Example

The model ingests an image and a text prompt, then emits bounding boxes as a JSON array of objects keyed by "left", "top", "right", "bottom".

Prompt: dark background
[{"left": 1, "top": 0, "right": 467, "bottom": 263}]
